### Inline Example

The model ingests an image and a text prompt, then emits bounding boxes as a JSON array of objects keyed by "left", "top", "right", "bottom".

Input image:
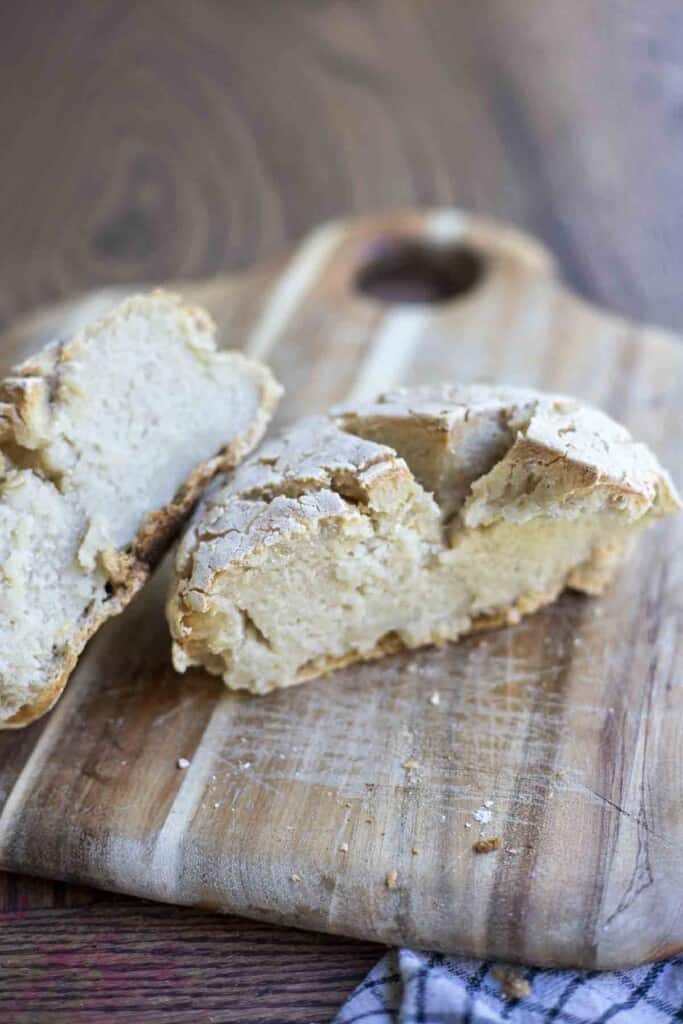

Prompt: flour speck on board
[{"left": 474, "top": 806, "right": 493, "bottom": 825}]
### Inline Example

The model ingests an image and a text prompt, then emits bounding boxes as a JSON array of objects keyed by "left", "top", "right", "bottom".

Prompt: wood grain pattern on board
[{"left": 0, "top": 210, "right": 681, "bottom": 970}]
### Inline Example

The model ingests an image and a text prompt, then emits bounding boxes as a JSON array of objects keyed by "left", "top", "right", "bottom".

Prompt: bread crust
[{"left": 1, "top": 291, "right": 281, "bottom": 727}]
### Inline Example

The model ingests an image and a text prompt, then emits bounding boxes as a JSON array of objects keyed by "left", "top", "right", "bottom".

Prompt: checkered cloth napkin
[{"left": 334, "top": 949, "right": 683, "bottom": 1023}]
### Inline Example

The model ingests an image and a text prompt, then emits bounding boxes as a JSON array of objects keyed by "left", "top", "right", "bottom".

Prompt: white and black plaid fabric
[{"left": 334, "top": 949, "right": 683, "bottom": 1024}]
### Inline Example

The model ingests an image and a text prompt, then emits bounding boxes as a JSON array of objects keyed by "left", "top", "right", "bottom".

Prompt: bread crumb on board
[
  {"left": 176, "top": 757, "right": 191, "bottom": 770},
  {"left": 402, "top": 758, "right": 419, "bottom": 770},
  {"left": 473, "top": 836, "right": 502, "bottom": 854},
  {"left": 385, "top": 868, "right": 399, "bottom": 889},
  {"left": 339, "top": 842, "right": 349, "bottom": 853},
  {"left": 428, "top": 691, "right": 440, "bottom": 706},
  {"left": 291, "top": 873, "right": 302, "bottom": 883},
  {"left": 493, "top": 966, "right": 531, "bottom": 1000}
]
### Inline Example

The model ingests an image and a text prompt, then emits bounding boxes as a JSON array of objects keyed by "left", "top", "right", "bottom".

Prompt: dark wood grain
[
  {"left": 0, "top": 893, "right": 381, "bottom": 1024},
  {"left": 2, "top": 1, "right": 683, "bottom": 331},
  {"left": 1, "top": 1, "right": 682, "bottom": 1020}
]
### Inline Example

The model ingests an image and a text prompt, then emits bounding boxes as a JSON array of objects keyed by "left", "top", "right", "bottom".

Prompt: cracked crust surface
[
  {"left": 168, "top": 384, "right": 680, "bottom": 694},
  {"left": 0, "top": 291, "right": 282, "bottom": 726}
]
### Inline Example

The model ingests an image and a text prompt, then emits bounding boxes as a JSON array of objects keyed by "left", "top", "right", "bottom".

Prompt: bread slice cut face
[
  {"left": 0, "top": 291, "right": 281, "bottom": 726},
  {"left": 167, "top": 385, "right": 680, "bottom": 694}
]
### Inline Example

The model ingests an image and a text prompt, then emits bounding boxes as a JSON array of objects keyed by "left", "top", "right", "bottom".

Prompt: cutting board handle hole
[{"left": 354, "top": 237, "right": 484, "bottom": 305}]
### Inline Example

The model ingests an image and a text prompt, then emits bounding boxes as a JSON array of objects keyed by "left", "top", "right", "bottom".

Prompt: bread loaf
[
  {"left": 0, "top": 291, "right": 281, "bottom": 726},
  {"left": 167, "top": 385, "right": 680, "bottom": 694}
]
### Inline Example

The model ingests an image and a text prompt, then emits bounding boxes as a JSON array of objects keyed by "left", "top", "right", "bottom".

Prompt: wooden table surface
[{"left": 1, "top": 3, "right": 682, "bottom": 1021}]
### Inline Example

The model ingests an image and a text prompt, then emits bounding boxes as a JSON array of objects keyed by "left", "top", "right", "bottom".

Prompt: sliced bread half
[
  {"left": 167, "top": 384, "right": 680, "bottom": 694},
  {"left": 0, "top": 291, "right": 281, "bottom": 726}
]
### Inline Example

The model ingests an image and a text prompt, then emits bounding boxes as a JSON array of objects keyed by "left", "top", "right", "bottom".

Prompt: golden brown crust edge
[{"left": 1, "top": 389, "right": 278, "bottom": 729}]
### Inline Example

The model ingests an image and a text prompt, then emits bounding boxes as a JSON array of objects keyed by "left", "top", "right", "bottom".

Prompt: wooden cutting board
[{"left": 0, "top": 210, "right": 681, "bottom": 970}]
